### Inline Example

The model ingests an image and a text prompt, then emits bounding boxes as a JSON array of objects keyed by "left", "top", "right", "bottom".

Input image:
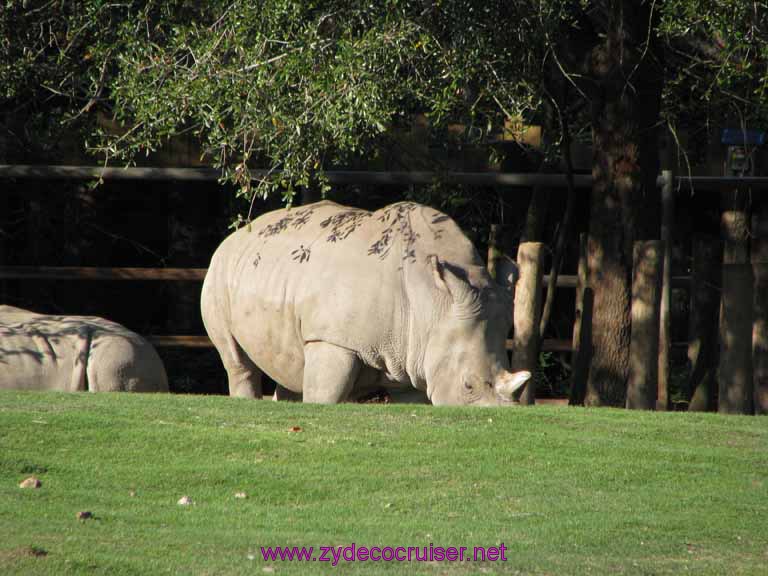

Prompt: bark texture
[{"left": 584, "top": 1, "right": 662, "bottom": 406}]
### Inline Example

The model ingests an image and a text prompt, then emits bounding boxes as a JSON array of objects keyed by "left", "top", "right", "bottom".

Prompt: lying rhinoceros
[
  {"left": 201, "top": 201, "right": 530, "bottom": 405},
  {"left": 0, "top": 306, "right": 168, "bottom": 392}
]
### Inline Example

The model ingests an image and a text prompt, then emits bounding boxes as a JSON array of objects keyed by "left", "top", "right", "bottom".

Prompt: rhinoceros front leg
[{"left": 302, "top": 342, "right": 361, "bottom": 404}]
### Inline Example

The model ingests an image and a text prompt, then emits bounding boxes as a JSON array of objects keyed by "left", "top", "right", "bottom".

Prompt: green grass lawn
[{"left": 1, "top": 391, "right": 766, "bottom": 575}]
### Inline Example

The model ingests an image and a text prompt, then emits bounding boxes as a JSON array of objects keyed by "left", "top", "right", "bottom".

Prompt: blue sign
[{"left": 721, "top": 128, "right": 766, "bottom": 146}]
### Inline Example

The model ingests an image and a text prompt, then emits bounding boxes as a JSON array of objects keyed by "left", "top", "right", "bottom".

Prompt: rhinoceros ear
[
  {"left": 429, "top": 255, "right": 450, "bottom": 293},
  {"left": 428, "top": 255, "right": 472, "bottom": 300}
]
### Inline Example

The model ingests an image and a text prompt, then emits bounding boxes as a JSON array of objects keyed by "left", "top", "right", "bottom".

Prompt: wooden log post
[
  {"left": 626, "top": 241, "right": 664, "bottom": 410},
  {"left": 511, "top": 242, "right": 546, "bottom": 405},
  {"left": 657, "top": 170, "right": 674, "bottom": 410},
  {"left": 688, "top": 236, "right": 721, "bottom": 411},
  {"left": 569, "top": 233, "right": 592, "bottom": 405},
  {"left": 752, "top": 205, "right": 768, "bottom": 415},
  {"left": 719, "top": 194, "right": 754, "bottom": 414}
]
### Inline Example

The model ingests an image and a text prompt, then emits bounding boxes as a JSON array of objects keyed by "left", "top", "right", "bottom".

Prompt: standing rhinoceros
[
  {"left": 201, "top": 201, "right": 530, "bottom": 405},
  {"left": 0, "top": 306, "right": 168, "bottom": 393}
]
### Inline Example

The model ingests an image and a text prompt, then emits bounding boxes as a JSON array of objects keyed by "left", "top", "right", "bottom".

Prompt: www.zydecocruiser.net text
[{"left": 259, "top": 543, "right": 508, "bottom": 566}]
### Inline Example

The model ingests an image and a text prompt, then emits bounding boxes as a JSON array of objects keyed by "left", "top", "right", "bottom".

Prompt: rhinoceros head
[{"left": 420, "top": 255, "right": 531, "bottom": 406}]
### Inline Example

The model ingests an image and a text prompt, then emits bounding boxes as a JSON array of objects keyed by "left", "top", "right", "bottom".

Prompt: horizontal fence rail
[
  {"left": 0, "top": 266, "right": 208, "bottom": 281},
  {"left": 0, "top": 164, "right": 594, "bottom": 187},
  {"left": 4, "top": 164, "right": 768, "bottom": 189},
  {"left": 145, "top": 335, "right": 575, "bottom": 352},
  {"left": 145, "top": 335, "right": 691, "bottom": 353},
  {"left": 145, "top": 335, "right": 214, "bottom": 348}
]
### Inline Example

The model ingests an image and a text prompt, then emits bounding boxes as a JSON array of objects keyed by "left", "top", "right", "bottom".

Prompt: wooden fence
[{"left": 3, "top": 164, "right": 758, "bottom": 356}]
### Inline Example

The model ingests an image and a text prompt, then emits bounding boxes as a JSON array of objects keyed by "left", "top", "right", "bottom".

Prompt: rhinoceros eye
[{"left": 463, "top": 380, "right": 473, "bottom": 391}]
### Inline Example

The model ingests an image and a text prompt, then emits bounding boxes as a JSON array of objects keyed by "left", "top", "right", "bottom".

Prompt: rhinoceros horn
[{"left": 495, "top": 370, "right": 531, "bottom": 399}]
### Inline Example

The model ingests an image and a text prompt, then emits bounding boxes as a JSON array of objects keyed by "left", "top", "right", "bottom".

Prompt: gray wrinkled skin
[
  {"left": 201, "top": 201, "right": 530, "bottom": 405},
  {"left": 0, "top": 306, "right": 169, "bottom": 393}
]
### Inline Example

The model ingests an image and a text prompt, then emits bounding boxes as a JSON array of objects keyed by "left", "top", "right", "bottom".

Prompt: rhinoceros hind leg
[
  {"left": 207, "top": 330, "right": 262, "bottom": 398},
  {"left": 225, "top": 351, "right": 262, "bottom": 399},
  {"left": 302, "top": 342, "right": 361, "bottom": 404}
]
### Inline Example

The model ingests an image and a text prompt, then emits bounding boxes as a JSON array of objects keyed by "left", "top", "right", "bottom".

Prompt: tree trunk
[
  {"left": 688, "top": 236, "right": 721, "bottom": 412},
  {"left": 512, "top": 242, "right": 545, "bottom": 405},
  {"left": 569, "top": 233, "right": 592, "bottom": 405},
  {"left": 752, "top": 204, "right": 768, "bottom": 414},
  {"left": 718, "top": 191, "right": 753, "bottom": 414},
  {"left": 626, "top": 241, "right": 663, "bottom": 410},
  {"left": 584, "top": 0, "right": 662, "bottom": 407}
]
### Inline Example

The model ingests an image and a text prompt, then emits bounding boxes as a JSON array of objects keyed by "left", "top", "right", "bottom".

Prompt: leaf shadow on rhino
[{"left": 250, "top": 202, "right": 443, "bottom": 269}]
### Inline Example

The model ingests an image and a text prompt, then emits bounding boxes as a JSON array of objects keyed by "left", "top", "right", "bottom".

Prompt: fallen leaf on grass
[
  {"left": 289, "top": 426, "right": 302, "bottom": 433},
  {"left": 76, "top": 511, "right": 93, "bottom": 520},
  {"left": 177, "top": 496, "right": 194, "bottom": 506},
  {"left": 234, "top": 492, "right": 247, "bottom": 499}
]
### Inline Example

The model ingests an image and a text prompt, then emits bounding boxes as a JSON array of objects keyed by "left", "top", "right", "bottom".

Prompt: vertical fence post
[
  {"left": 658, "top": 170, "right": 673, "bottom": 410},
  {"left": 627, "top": 240, "right": 664, "bottom": 410},
  {"left": 719, "top": 190, "right": 754, "bottom": 414},
  {"left": 512, "top": 242, "right": 545, "bottom": 405}
]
